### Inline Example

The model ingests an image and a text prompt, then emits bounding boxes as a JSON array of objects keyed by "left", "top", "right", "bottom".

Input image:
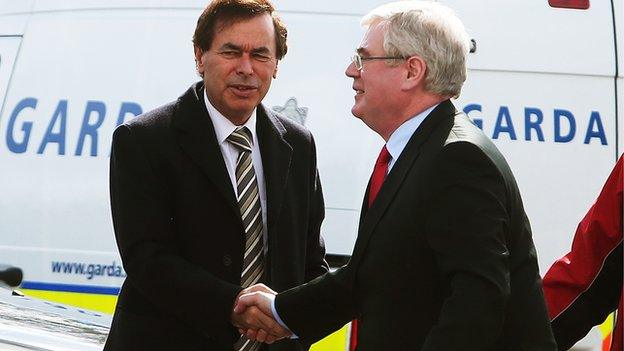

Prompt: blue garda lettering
[
  {"left": 5, "top": 99, "right": 144, "bottom": 157},
  {"left": 463, "top": 103, "right": 483, "bottom": 130},
  {"left": 584, "top": 111, "right": 607, "bottom": 145},
  {"left": 75, "top": 101, "right": 106, "bottom": 157},
  {"left": 6, "top": 98, "right": 37, "bottom": 153},
  {"left": 37, "top": 100, "right": 68, "bottom": 155},
  {"left": 116, "top": 102, "right": 142, "bottom": 127},
  {"left": 554, "top": 109, "right": 576, "bottom": 143},
  {"left": 524, "top": 107, "right": 545, "bottom": 142},
  {"left": 492, "top": 106, "right": 517, "bottom": 140}
]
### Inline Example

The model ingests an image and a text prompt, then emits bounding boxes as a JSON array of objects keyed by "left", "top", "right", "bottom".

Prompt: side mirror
[{"left": 0, "top": 265, "right": 23, "bottom": 287}]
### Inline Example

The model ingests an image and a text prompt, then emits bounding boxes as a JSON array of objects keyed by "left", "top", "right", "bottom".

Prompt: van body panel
[
  {"left": 451, "top": 1, "right": 616, "bottom": 77},
  {"left": 0, "top": 1, "right": 34, "bottom": 16}
]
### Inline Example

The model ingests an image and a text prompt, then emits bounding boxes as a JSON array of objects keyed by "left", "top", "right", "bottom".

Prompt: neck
[
  {"left": 203, "top": 88, "right": 254, "bottom": 126},
  {"left": 379, "top": 94, "right": 446, "bottom": 141},
  {"left": 228, "top": 114, "right": 252, "bottom": 126}
]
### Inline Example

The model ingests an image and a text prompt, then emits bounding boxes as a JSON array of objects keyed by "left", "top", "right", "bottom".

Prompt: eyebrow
[
  {"left": 251, "top": 47, "right": 271, "bottom": 55},
  {"left": 219, "top": 42, "right": 271, "bottom": 54},
  {"left": 219, "top": 43, "right": 241, "bottom": 51},
  {"left": 356, "top": 47, "right": 370, "bottom": 55}
]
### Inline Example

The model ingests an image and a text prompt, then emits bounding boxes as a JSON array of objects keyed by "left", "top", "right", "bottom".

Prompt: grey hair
[{"left": 361, "top": 1, "right": 470, "bottom": 98}]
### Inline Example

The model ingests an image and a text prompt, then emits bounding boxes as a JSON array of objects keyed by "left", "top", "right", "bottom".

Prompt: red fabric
[
  {"left": 349, "top": 319, "right": 358, "bottom": 351},
  {"left": 368, "top": 146, "right": 391, "bottom": 208},
  {"left": 543, "top": 156, "right": 623, "bottom": 349}
]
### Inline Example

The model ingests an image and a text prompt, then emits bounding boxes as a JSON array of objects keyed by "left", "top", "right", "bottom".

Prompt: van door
[{"left": 0, "top": 36, "right": 21, "bottom": 118}]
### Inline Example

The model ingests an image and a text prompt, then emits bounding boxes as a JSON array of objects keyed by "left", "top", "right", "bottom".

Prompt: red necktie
[
  {"left": 352, "top": 145, "right": 390, "bottom": 350},
  {"left": 368, "top": 145, "right": 391, "bottom": 208}
]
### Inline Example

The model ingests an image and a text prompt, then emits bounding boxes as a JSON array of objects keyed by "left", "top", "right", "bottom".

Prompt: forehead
[
  {"left": 213, "top": 13, "right": 276, "bottom": 51},
  {"left": 358, "top": 21, "right": 386, "bottom": 54}
]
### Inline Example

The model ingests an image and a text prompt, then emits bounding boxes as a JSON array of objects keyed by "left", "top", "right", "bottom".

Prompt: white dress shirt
[
  {"left": 203, "top": 89, "right": 268, "bottom": 254},
  {"left": 385, "top": 104, "right": 438, "bottom": 173}
]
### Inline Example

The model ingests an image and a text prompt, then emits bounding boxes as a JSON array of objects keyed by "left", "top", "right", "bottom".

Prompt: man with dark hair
[
  {"left": 192, "top": 0, "right": 288, "bottom": 61},
  {"left": 104, "top": 1, "right": 328, "bottom": 350}
]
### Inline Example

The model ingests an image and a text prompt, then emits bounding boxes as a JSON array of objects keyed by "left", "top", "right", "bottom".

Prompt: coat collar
[
  {"left": 172, "top": 82, "right": 239, "bottom": 214},
  {"left": 171, "top": 82, "right": 292, "bottom": 231},
  {"left": 257, "top": 102, "right": 293, "bottom": 234},
  {"left": 351, "top": 100, "right": 459, "bottom": 264}
]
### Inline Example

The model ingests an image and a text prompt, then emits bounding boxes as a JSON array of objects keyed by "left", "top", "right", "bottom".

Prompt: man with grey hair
[{"left": 234, "top": 1, "right": 557, "bottom": 349}]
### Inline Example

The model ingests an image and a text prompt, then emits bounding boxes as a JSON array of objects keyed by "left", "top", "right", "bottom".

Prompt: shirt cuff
[{"left": 270, "top": 295, "right": 298, "bottom": 339}]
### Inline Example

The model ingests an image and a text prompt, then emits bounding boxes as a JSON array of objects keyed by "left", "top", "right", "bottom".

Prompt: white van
[{"left": 0, "top": 0, "right": 621, "bottom": 350}]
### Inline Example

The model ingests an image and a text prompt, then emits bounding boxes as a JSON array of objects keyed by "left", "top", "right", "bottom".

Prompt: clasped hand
[{"left": 231, "top": 284, "right": 292, "bottom": 344}]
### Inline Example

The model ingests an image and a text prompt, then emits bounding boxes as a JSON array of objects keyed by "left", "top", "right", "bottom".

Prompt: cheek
[
  {"left": 373, "top": 76, "right": 399, "bottom": 97},
  {"left": 207, "top": 61, "right": 234, "bottom": 78},
  {"left": 257, "top": 63, "right": 277, "bottom": 78},
  {"left": 258, "top": 71, "right": 274, "bottom": 84}
]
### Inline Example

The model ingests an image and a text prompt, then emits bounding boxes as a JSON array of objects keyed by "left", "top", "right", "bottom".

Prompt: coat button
[{"left": 222, "top": 255, "right": 232, "bottom": 266}]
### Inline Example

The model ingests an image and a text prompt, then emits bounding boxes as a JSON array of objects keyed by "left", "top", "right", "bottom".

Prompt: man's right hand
[{"left": 230, "top": 284, "right": 289, "bottom": 344}]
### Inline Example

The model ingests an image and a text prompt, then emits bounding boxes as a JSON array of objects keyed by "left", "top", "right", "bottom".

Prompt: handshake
[{"left": 231, "top": 284, "right": 293, "bottom": 344}]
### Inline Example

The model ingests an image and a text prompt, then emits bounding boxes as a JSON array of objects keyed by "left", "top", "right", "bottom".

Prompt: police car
[{"left": 0, "top": 265, "right": 110, "bottom": 350}]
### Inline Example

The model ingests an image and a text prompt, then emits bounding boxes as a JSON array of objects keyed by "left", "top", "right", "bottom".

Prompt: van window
[{"left": 0, "top": 37, "right": 22, "bottom": 114}]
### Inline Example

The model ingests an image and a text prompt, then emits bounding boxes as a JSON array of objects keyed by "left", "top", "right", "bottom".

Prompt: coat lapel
[
  {"left": 171, "top": 82, "right": 239, "bottom": 215},
  {"left": 257, "top": 106, "right": 293, "bottom": 234},
  {"left": 350, "top": 100, "right": 458, "bottom": 264}
]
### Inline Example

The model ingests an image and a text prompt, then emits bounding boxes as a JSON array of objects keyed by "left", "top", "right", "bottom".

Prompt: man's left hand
[{"left": 234, "top": 290, "right": 293, "bottom": 342}]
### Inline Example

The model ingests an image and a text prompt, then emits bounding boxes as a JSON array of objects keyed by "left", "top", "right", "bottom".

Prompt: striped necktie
[{"left": 228, "top": 127, "right": 264, "bottom": 351}]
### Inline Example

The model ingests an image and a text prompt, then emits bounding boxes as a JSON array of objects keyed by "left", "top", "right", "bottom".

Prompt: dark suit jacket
[
  {"left": 105, "top": 82, "right": 328, "bottom": 351},
  {"left": 276, "top": 100, "right": 557, "bottom": 351}
]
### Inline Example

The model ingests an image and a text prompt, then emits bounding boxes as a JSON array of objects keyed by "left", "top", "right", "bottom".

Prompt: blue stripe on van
[{"left": 21, "top": 281, "right": 120, "bottom": 295}]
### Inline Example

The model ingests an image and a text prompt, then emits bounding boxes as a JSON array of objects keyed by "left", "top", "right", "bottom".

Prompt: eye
[{"left": 252, "top": 53, "right": 272, "bottom": 62}]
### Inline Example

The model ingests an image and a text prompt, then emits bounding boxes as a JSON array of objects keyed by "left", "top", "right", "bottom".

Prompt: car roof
[{"left": 0, "top": 287, "right": 110, "bottom": 350}]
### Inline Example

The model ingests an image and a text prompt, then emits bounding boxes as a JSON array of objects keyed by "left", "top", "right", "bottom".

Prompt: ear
[
  {"left": 402, "top": 55, "right": 427, "bottom": 91},
  {"left": 273, "top": 62, "right": 279, "bottom": 79},
  {"left": 194, "top": 45, "right": 205, "bottom": 75}
]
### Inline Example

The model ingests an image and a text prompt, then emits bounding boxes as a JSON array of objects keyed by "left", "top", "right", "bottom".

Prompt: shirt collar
[
  {"left": 386, "top": 104, "right": 439, "bottom": 163},
  {"left": 203, "top": 88, "right": 258, "bottom": 145}
]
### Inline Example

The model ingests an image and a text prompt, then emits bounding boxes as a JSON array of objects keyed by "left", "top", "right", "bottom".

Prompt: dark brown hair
[{"left": 193, "top": 0, "right": 288, "bottom": 60}]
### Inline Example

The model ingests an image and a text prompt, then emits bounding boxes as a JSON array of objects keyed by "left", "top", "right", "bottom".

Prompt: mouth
[
  {"left": 353, "top": 88, "right": 364, "bottom": 96},
  {"left": 229, "top": 84, "right": 258, "bottom": 97}
]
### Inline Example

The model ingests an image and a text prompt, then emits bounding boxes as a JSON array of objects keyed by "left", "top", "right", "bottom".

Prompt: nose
[
  {"left": 237, "top": 54, "right": 254, "bottom": 76},
  {"left": 345, "top": 60, "right": 359, "bottom": 78}
]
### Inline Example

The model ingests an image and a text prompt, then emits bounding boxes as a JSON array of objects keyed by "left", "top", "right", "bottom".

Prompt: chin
[{"left": 228, "top": 102, "right": 256, "bottom": 115}]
